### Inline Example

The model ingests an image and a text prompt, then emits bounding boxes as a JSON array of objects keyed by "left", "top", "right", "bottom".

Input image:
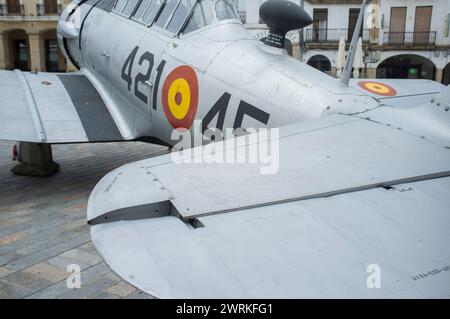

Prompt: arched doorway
[
  {"left": 307, "top": 55, "right": 331, "bottom": 74},
  {"left": 442, "top": 63, "right": 450, "bottom": 86},
  {"left": 260, "top": 37, "right": 293, "bottom": 57},
  {"left": 376, "top": 55, "right": 435, "bottom": 80},
  {"left": 6, "top": 29, "right": 29, "bottom": 71},
  {"left": 41, "top": 29, "right": 65, "bottom": 72}
]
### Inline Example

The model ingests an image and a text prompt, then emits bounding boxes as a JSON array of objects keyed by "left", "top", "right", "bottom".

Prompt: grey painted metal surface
[
  {"left": 349, "top": 79, "right": 444, "bottom": 107},
  {"left": 75, "top": 0, "right": 450, "bottom": 298},
  {"left": 1, "top": 0, "right": 450, "bottom": 298},
  {"left": 1, "top": 0, "right": 445, "bottom": 147},
  {"left": 0, "top": 70, "right": 111, "bottom": 144},
  {"left": 88, "top": 102, "right": 450, "bottom": 297},
  {"left": 3, "top": 0, "right": 362, "bottom": 145},
  {"left": 91, "top": 177, "right": 450, "bottom": 298},
  {"left": 88, "top": 115, "right": 450, "bottom": 221},
  {"left": 23, "top": 72, "right": 89, "bottom": 143},
  {"left": 58, "top": 0, "right": 384, "bottom": 144},
  {"left": 58, "top": 74, "right": 123, "bottom": 142},
  {"left": 0, "top": 71, "right": 36, "bottom": 142},
  {"left": 14, "top": 70, "right": 46, "bottom": 143}
]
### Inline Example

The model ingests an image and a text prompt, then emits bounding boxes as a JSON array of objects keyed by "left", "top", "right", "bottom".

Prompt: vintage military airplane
[{"left": 1, "top": 0, "right": 450, "bottom": 298}]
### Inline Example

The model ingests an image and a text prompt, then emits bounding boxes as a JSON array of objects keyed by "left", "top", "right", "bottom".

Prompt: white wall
[
  {"left": 239, "top": 0, "right": 450, "bottom": 74},
  {"left": 241, "top": 0, "right": 450, "bottom": 45},
  {"left": 245, "top": 0, "right": 265, "bottom": 25},
  {"left": 243, "top": 0, "right": 369, "bottom": 27},
  {"left": 302, "top": 3, "right": 368, "bottom": 30},
  {"left": 380, "top": 0, "right": 450, "bottom": 46}
]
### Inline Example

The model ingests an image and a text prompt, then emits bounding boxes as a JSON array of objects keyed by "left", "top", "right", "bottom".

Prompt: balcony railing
[
  {"left": 36, "top": 3, "right": 62, "bottom": 16},
  {"left": 0, "top": 4, "right": 25, "bottom": 16},
  {"left": 383, "top": 31, "right": 436, "bottom": 47},
  {"left": 305, "top": 28, "right": 370, "bottom": 44}
]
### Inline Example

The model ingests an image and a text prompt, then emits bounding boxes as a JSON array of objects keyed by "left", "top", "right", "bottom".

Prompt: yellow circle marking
[
  {"left": 168, "top": 78, "right": 191, "bottom": 120},
  {"left": 364, "top": 82, "right": 390, "bottom": 95}
]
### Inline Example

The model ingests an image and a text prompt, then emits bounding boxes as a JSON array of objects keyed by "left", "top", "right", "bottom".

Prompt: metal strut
[{"left": 341, "top": 0, "right": 369, "bottom": 86}]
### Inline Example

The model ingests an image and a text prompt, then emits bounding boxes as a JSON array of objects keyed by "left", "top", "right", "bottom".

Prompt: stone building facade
[
  {"left": 0, "top": 0, "right": 72, "bottom": 72},
  {"left": 238, "top": 0, "right": 450, "bottom": 84}
]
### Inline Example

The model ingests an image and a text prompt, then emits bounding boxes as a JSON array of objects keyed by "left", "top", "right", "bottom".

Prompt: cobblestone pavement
[{"left": 0, "top": 141, "right": 168, "bottom": 299}]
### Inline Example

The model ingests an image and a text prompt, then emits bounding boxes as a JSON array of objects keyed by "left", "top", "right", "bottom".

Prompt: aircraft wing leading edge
[
  {"left": 0, "top": 70, "right": 124, "bottom": 144},
  {"left": 87, "top": 86, "right": 450, "bottom": 298}
]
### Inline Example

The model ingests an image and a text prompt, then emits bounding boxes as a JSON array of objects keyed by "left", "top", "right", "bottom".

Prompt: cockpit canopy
[{"left": 113, "top": 0, "right": 241, "bottom": 35}]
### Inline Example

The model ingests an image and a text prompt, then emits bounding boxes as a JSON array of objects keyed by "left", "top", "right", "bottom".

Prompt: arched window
[
  {"left": 376, "top": 55, "right": 436, "bottom": 80},
  {"left": 307, "top": 55, "right": 331, "bottom": 73},
  {"left": 6, "top": 29, "right": 29, "bottom": 71},
  {"left": 442, "top": 63, "right": 450, "bottom": 86}
]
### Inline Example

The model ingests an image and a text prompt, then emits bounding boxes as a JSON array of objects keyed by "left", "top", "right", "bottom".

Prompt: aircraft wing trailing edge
[
  {"left": 87, "top": 85, "right": 450, "bottom": 298},
  {"left": 0, "top": 70, "right": 124, "bottom": 144}
]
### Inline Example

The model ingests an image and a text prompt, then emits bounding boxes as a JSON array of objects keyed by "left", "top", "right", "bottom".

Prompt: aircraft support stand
[{"left": 11, "top": 142, "right": 60, "bottom": 177}]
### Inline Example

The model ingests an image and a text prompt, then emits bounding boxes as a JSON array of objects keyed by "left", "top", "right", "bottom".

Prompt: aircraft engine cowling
[{"left": 57, "top": 0, "right": 85, "bottom": 69}]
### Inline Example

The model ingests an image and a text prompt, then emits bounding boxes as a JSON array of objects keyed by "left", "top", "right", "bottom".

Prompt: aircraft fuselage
[{"left": 58, "top": 0, "right": 378, "bottom": 146}]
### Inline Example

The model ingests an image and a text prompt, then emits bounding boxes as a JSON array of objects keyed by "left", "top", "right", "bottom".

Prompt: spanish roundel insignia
[
  {"left": 162, "top": 65, "right": 199, "bottom": 129},
  {"left": 358, "top": 81, "right": 397, "bottom": 97}
]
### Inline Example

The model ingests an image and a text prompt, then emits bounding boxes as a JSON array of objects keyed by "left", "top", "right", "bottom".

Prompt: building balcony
[
  {"left": 381, "top": 31, "right": 436, "bottom": 50},
  {"left": 0, "top": 4, "right": 25, "bottom": 16},
  {"left": 308, "top": 0, "right": 363, "bottom": 3},
  {"left": 305, "top": 28, "right": 370, "bottom": 48},
  {"left": 36, "top": 4, "right": 62, "bottom": 16}
]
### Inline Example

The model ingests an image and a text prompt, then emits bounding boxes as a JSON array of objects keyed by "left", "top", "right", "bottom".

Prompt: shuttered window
[
  {"left": 7, "top": 0, "right": 21, "bottom": 14},
  {"left": 312, "top": 9, "right": 328, "bottom": 42},
  {"left": 389, "top": 7, "right": 406, "bottom": 44},
  {"left": 414, "top": 6, "right": 433, "bottom": 44}
]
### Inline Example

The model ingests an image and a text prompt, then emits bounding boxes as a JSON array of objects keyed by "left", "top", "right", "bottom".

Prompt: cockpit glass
[
  {"left": 166, "top": 0, "right": 197, "bottom": 33},
  {"left": 183, "top": 2, "right": 214, "bottom": 34},
  {"left": 118, "top": 0, "right": 240, "bottom": 34},
  {"left": 215, "top": 0, "right": 238, "bottom": 20},
  {"left": 183, "top": 0, "right": 239, "bottom": 35},
  {"left": 155, "top": 0, "right": 179, "bottom": 28},
  {"left": 141, "top": 0, "right": 164, "bottom": 25},
  {"left": 114, "top": 0, "right": 128, "bottom": 11},
  {"left": 121, "top": 0, "right": 140, "bottom": 17},
  {"left": 133, "top": 0, "right": 152, "bottom": 21}
]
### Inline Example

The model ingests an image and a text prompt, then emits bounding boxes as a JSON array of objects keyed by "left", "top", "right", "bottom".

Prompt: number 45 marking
[{"left": 202, "top": 93, "right": 270, "bottom": 135}]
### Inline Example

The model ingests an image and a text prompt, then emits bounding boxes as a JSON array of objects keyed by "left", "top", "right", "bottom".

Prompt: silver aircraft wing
[
  {"left": 87, "top": 86, "right": 450, "bottom": 298},
  {"left": 349, "top": 78, "right": 444, "bottom": 108},
  {"left": 0, "top": 70, "right": 124, "bottom": 143}
]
